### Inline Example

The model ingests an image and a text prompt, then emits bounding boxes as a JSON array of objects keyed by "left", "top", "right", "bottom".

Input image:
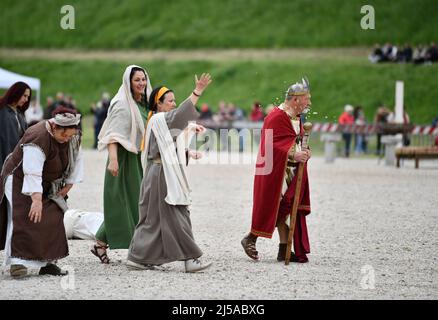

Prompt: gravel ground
[{"left": 1, "top": 150, "right": 437, "bottom": 299}]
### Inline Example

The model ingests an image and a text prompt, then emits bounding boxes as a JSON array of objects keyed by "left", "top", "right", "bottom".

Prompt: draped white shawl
[
  {"left": 143, "top": 112, "right": 196, "bottom": 206},
  {"left": 98, "top": 65, "right": 152, "bottom": 153}
]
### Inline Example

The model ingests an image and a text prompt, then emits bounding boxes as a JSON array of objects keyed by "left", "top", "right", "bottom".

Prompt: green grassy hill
[
  {"left": 1, "top": 57, "right": 436, "bottom": 124},
  {"left": 1, "top": 0, "right": 437, "bottom": 49},
  {"left": 2, "top": 0, "right": 437, "bottom": 127}
]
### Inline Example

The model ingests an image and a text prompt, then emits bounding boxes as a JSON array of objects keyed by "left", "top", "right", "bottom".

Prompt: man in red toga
[{"left": 241, "top": 78, "right": 312, "bottom": 263}]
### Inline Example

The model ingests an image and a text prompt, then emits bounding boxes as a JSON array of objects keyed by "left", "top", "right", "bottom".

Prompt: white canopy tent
[{"left": 0, "top": 67, "right": 41, "bottom": 106}]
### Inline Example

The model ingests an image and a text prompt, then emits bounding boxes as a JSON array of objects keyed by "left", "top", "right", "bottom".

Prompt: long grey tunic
[
  {"left": 0, "top": 106, "right": 27, "bottom": 170},
  {"left": 128, "top": 98, "right": 202, "bottom": 265}
]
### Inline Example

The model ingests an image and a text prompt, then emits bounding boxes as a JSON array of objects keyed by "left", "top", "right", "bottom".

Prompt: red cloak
[{"left": 251, "top": 107, "right": 311, "bottom": 238}]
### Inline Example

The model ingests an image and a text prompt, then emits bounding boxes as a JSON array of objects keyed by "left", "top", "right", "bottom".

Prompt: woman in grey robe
[{"left": 127, "top": 73, "right": 212, "bottom": 273}]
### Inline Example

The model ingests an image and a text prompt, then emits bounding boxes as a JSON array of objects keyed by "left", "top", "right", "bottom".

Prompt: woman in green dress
[{"left": 92, "top": 65, "right": 152, "bottom": 263}]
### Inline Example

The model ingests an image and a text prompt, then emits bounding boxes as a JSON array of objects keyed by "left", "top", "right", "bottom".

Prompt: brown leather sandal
[
  {"left": 241, "top": 233, "right": 260, "bottom": 261},
  {"left": 91, "top": 244, "right": 110, "bottom": 264}
]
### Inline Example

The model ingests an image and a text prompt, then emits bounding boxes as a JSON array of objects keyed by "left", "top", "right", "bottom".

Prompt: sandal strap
[
  {"left": 241, "top": 234, "right": 260, "bottom": 260},
  {"left": 91, "top": 246, "right": 110, "bottom": 263}
]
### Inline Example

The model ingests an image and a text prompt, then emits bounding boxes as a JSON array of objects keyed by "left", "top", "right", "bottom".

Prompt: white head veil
[{"left": 98, "top": 65, "right": 152, "bottom": 153}]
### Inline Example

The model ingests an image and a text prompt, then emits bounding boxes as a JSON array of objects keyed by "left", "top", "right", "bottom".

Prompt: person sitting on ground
[
  {"left": 369, "top": 43, "right": 384, "bottom": 63},
  {"left": 426, "top": 42, "right": 438, "bottom": 63},
  {"left": 413, "top": 44, "right": 428, "bottom": 64},
  {"left": 399, "top": 43, "right": 413, "bottom": 63}
]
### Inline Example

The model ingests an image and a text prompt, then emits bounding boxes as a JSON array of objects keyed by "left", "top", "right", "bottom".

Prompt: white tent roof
[
  {"left": 0, "top": 67, "right": 41, "bottom": 105},
  {"left": 0, "top": 67, "right": 40, "bottom": 90}
]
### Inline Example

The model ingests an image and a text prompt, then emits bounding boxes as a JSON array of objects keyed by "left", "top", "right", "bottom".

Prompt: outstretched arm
[
  {"left": 166, "top": 73, "right": 213, "bottom": 131},
  {"left": 189, "top": 73, "right": 212, "bottom": 106}
]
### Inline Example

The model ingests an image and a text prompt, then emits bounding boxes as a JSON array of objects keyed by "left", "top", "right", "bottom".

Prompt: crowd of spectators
[
  {"left": 369, "top": 42, "right": 438, "bottom": 64},
  {"left": 198, "top": 100, "right": 273, "bottom": 125},
  {"left": 21, "top": 91, "right": 82, "bottom": 128},
  {"left": 26, "top": 92, "right": 438, "bottom": 153}
]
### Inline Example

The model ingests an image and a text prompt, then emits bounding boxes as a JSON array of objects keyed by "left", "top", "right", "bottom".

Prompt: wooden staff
[{"left": 285, "top": 122, "right": 312, "bottom": 265}]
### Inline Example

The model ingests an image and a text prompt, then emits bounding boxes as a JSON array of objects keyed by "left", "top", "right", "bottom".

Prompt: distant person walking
[
  {"left": 374, "top": 105, "right": 390, "bottom": 156},
  {"left": 338, "top": 104, "right": 355, "bottom": 157}
]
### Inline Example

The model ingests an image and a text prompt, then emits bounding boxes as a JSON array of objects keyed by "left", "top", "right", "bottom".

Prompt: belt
[
  {"left": 287, "top": 160, "right": 299, "bottom": 167},
  {"left": 150, "top": 155, "right": 161, "bottom": 164}
]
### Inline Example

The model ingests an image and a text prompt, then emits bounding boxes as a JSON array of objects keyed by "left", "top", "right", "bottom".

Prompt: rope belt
[{"left": 150, "top": 154, "right": 161, "bottom": 164}]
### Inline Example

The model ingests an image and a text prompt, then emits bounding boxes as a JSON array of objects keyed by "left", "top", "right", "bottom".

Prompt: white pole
[{"left": 395, "top": 81, "right": 404, "bottom": 123}]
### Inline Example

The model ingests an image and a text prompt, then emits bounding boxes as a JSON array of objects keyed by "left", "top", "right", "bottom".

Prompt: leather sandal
[
  {"left": 10, "top": 264, "right": 28, "bottom": 278},
  {"left": 39, "top": 263, "right": 68, "bottom": 276},
  {"left": 241, "top": 233, "right": 260, "bottom": 261},
  {"left": 91, "top": 244, "right": 110, "bottom": 264}
]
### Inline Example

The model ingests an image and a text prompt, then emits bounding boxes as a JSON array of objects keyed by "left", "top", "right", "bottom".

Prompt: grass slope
[
  {"left": 1, "top": 0, "right": 437, "bottom": 49},
  {"left": 1, "top": 57, "right": 437, "bottom": 124}
]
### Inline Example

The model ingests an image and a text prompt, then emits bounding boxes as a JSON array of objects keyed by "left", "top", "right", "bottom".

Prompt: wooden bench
[{"left": 395, "top": 146, "right": 438, "bottom": 169}]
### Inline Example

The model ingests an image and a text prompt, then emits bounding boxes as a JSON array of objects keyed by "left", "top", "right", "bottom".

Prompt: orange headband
[{"left": 154, "top": 86, "right": 170, "bottom": 105}]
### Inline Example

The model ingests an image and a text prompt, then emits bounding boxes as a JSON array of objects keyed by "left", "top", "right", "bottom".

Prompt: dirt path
[{"left": 0, "top": 47, "right": 370, "bottom": 61}]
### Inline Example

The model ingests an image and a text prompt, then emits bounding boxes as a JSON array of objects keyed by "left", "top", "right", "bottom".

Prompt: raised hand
[{"left": 194, "top": 73, "right": 212, "bottom": 95}]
